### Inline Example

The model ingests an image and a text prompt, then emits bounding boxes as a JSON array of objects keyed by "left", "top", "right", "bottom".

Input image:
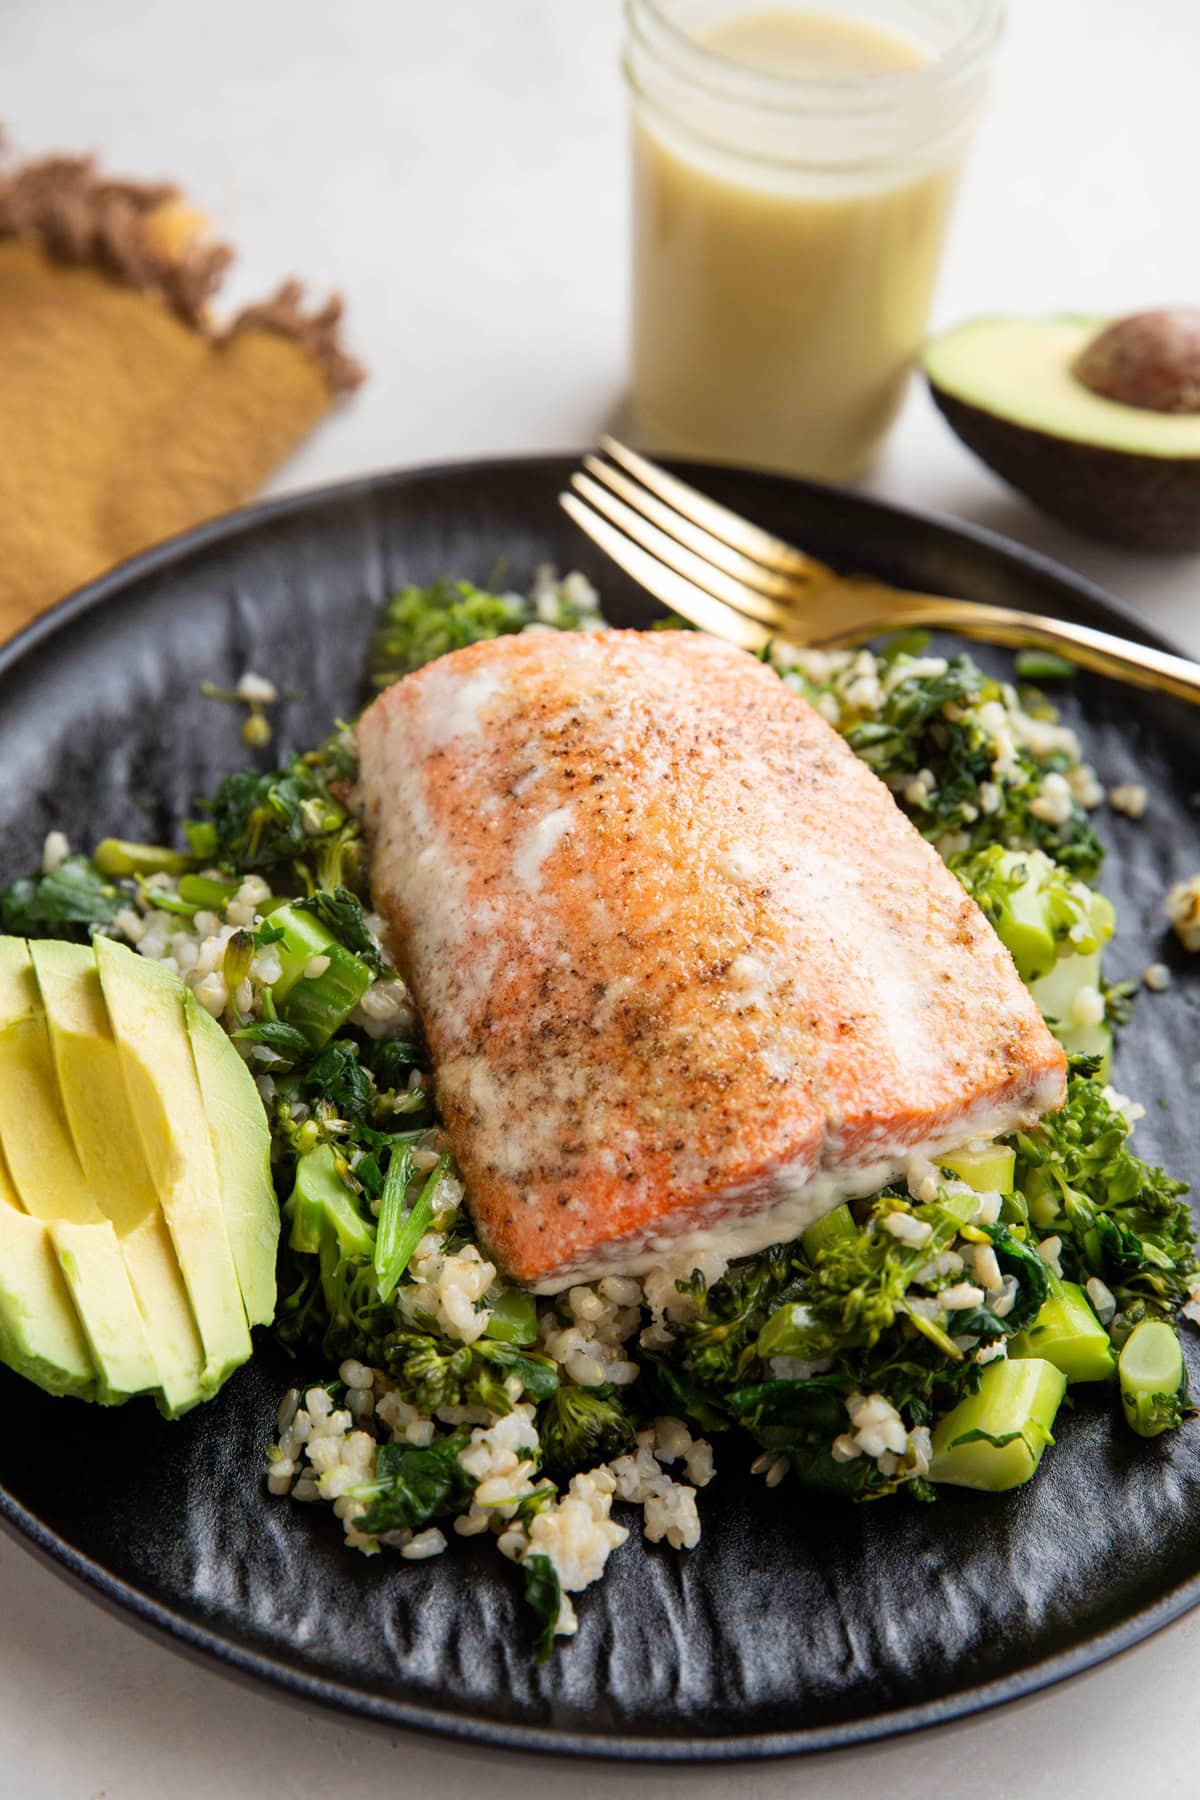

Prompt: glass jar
[{"left": 625, "top": 0, "right": 1004, "bottom": 481}]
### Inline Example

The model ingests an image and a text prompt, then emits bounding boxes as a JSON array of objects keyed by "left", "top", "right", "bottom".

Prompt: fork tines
[{"left": 560, "top": 438, "right": 836, "bottom": 647}]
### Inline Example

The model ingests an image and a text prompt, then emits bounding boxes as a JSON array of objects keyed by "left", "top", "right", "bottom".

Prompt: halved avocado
[{"left": 923, "top": 313, "right": 1200, "bottom": 550}]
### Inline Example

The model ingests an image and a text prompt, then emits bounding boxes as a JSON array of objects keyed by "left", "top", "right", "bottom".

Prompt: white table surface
[{"left": 4, "top": 1, "right": 1200, "bottom": 1794}]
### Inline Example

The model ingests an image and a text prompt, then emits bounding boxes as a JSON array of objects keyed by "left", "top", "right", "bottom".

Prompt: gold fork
[{"left": 560, "top": 438, "right": 1200, "bottom": 705}]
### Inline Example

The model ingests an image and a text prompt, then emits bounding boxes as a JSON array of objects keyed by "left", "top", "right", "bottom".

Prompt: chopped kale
[
  {"left": 189, "top": 729, "right": 364, "bottom": 895},
  {"left": 300, "top": 1041, "right": 374, "bottom": 1123},
  {"left": 828, "top": 652, "right": 1104, "bottom": 877},
  {"left": 0, "top": 854, "right": 125, "bottom": 940}
]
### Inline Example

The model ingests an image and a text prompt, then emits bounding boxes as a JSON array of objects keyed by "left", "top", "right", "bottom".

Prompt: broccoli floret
[
  {"left": 1011, "top": 1069, "right": 1196, "bottom": 1346},
  {"left": 538, "top": 1384, "right": 635, "bottom": 1475},
  {"left": 957, "top": 844, "right": 1113, "bottom": 983},
  {"left": 188, "top": 728, "right": 365, "bottom": 894},
  {"left": 367, "top": 579, "right": 531, "bottom": 688},
  {"left": 366, "top": 572, "right": 606, "bottom": 690}
]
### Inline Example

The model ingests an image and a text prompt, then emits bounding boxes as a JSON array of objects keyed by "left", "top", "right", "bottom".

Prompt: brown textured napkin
[{"left": 0, "top": 145, "right": 364, "bottom": 639}]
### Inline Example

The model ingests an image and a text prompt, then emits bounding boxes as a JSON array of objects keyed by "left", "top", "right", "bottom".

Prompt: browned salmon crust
[{"left": 357, "top": 630, "right": 1066, "bottom": 1288}]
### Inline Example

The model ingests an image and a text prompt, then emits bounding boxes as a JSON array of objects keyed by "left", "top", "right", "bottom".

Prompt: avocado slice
[
  {"left": 185, "top": 991, "right": 279, "bottom": 1329},
  {"left": 0, "top": 938, "right": 160, "bottom": 1404},
  {"left": 923, "top": 314, "right": 1200, "bottom": 550},
  {"left": 0, "top": 1140, "right": 96, "bottom": 1401},
  {"left": 31, "top": 940, "right": 210, "bottom": 1418},
  {"left": 94, "top": 937, "right": 252, "bottom": 1393}
]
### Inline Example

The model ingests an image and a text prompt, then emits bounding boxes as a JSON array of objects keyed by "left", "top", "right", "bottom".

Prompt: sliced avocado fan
[
  {"left": 0, "top": 933, "right": 280, "bottom": 1414},
  {"left": 31, "top": 940, "right": 209, "bottom": 1417},
  {"left": 0, "top": 938, "right": 159, "bottom": 1405}
]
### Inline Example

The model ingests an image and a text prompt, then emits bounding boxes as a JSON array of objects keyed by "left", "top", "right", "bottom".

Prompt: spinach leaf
[
  {"left": 0, "top": 855, "right": 124, "bottom": 940},
  {"left": 356, "top": 1431, "right": 474, "bottom": 1535},
  {"left": 476, "top": 1343, "right": 560, "bottom": 1401},
  {"left": 301, "top": 1041, "right": 373, "bottom": 1121},
  {"left": 366, "top": 1038, "right": 424, "bottom": 1089},
  {"left": 232, "top": 1019, "right": 312, "bottom": 1063},
  {"left": 295, "top": 886, "right": 391, "bottom": 977},
  {"left": 521, "top": 1553, "right": 563, "bottom": 1665}
]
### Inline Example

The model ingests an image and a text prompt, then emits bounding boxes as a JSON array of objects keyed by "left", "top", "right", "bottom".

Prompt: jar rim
[{"left": 625, "top": 0, "right": 1005, "bottom": 120}]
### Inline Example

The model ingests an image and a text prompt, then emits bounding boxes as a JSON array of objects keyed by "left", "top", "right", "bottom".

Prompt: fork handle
[{"left": 853, "top": 594, "right": 1200, "bottom": 707}]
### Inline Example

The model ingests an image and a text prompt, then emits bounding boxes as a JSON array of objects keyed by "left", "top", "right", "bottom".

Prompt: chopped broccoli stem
[
  {"left": 958, "top": 846, "right": 1117, "bottom": 1064},
  {"left": 1010, "top": 1281, "right": 1116, "bottom": 1383},
  {"left": 1118, "top": 1319, "right": 1187, "bottom": 1437},
  {"left": 93, "top": 838, "right": 191, "bottom": 878},
  {"left": 266, "top": 902, "right": 343, "bottom": 997},
  {"left": 929, "top": 1357, "right": 1067, "bottom": 1490},
  {"left": 958, "top": 847, "right": 1114, "bottom": 985},
  {"left": 801, "top": 1203, "right": 856, "bottom": 1262},
  {"left": 283, "top": 948, "right": 372, "bottom": 1050},
  {"left": 266, "top": 901, "right": 372, "bottom": 1049},
  {"left": 484, "top": 1287, "right": 539, "bottom": 1346},
  {"left": 1014, "top": 650, "right": 1076, "bottom": 682},
  {"left": 177, "top": 873, "right": 239, "bottom": 910},
  {"left": 939, "top": 1144, "right": 1015, "bottom": 1194},
  {"left": 288, "top": 1145, "right": 375, "bottom": 1261},
  {"left": 756, "top": 1300, "right": 819, "bottom": 1360},
  {"left": 1031, "top": 945, "right": 1112, "bottom": 1069},
  {"left": 987, "top": 867, "right": 1058, "bottom": 982},
  {"left": 184, "top": 821, "right": 219, "bottom": 860},
  {"left": 940, "top": 1189, "right": 989, "bottom": 1229}
]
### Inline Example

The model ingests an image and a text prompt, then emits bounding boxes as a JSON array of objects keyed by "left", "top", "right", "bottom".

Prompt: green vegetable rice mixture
[{"left": 5, "top": 563, "right": 1196, "bottom": 1659}]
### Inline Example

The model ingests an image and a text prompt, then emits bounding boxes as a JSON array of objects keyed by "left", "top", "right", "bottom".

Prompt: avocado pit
[{"left": 1073, "top": 309, "right": 1200, "bottom": 415}]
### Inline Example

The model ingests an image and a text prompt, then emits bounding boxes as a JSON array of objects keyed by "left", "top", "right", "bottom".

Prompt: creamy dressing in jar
[{"left": 625, "top": 1, "right": 1003, "bottom": 479}]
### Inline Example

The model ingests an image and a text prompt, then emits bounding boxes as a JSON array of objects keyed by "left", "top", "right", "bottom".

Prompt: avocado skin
[{"left": 929, "top": 385, "right": 1200, "bottom": 552}]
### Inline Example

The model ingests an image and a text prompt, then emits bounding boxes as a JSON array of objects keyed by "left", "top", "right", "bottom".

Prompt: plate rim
[
  {"left": 4, "top": 1473, "right": 1198, "bottom": 1763},
  {"left": 0, "top": 452, "right": 1194, "bottom": 1761},
  {"left": 0, "top": 453, "right": 1182, "bottom": 681}
]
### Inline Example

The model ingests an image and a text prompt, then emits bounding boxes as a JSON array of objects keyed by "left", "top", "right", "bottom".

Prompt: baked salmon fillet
[{"left": 357, "top": 630, "right": 1066, "bottom": 1290}]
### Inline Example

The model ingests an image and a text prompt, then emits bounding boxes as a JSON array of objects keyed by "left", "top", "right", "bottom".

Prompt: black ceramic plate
[{"left": 1, "top": 457, "right": 1199, "bottom": 1761}]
